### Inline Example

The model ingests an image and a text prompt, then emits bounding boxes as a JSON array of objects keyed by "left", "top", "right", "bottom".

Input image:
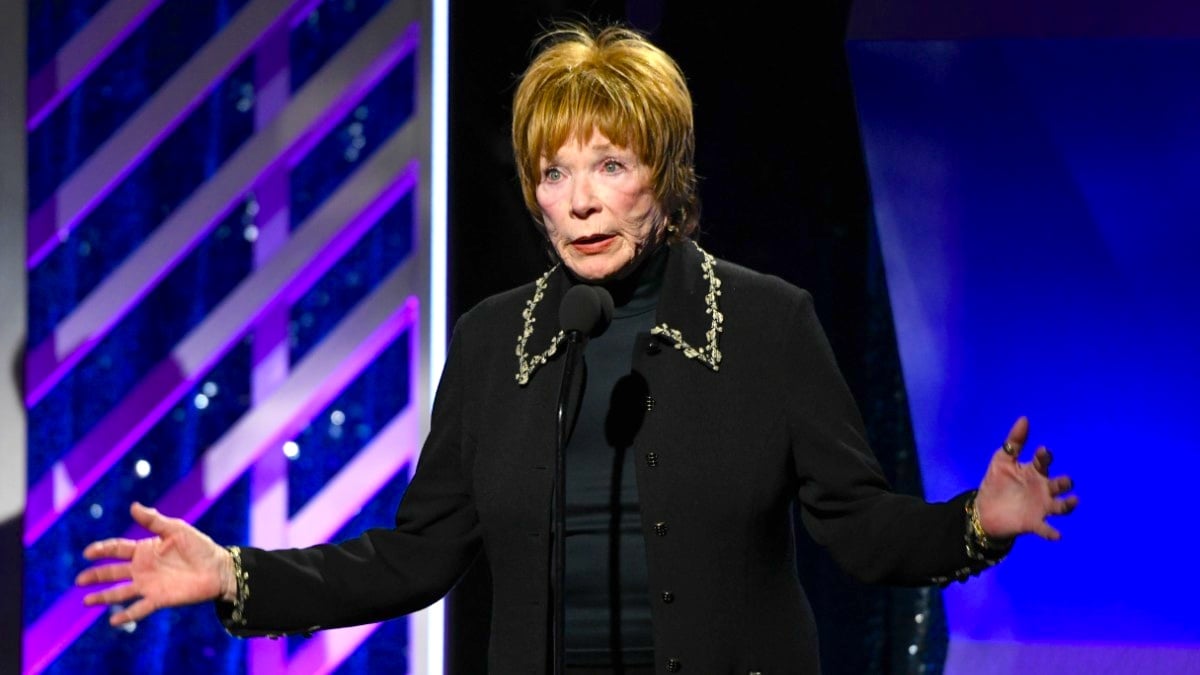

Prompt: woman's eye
[
  {"left": 544, "top": 167, "right": 562, "bottom": 182},
  {"left": 602, "top": 160, "right": 622, "bottom": 173}
]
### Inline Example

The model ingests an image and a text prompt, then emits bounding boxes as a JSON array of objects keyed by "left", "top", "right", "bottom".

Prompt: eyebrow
[
  {"left": 557, "top": 146, "right": 631, "bottom": 159},
  {"left": 541, "top": 142, "right": 636, "bottom": 166}
]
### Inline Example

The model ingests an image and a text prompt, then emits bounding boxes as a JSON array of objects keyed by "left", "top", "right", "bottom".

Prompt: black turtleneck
[{"left": 563, "top": 245, "right": 668, "bottom": 667}]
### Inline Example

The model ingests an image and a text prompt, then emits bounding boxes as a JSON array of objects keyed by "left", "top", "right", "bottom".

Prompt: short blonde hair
[{"left": 511, "top": 22, "right": 699, "bottom": 239}]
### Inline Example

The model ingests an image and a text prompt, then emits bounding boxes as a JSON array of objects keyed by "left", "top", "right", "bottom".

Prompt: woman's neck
[{"left": 600, "top": 243, "right": 668, "bottom": 318}]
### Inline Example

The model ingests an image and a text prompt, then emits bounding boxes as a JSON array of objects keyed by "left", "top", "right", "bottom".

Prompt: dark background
[
  {"left": 448, "top": 1, "right": 876, "bottom": 323},
  {"left": 446, "top": 1, "right": 946, "bottom": 673}
]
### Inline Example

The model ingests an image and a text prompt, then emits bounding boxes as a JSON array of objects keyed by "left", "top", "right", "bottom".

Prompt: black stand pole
[{"left": 551, "top": 332, "right": 585, "bottom": 675}]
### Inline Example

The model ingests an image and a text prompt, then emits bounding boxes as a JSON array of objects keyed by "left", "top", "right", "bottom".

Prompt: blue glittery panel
[
  {"left": 28, "top": 55, "right": 256, "bottom": 348},
  {"left": 28, "top": 1, "right": 421, "bottom": 670},
  {"left": 290, "top": 54, "right": 416, "bottom": 228},
  {"left": 27, "top": 0, "right": 110, "bottom": 74},
  {"left": 28, "top": 344, "right": 252, "bottom": 674},
  {"left": 290, "top": 0, "right": 392, "bottom": 92},
  {"left": 28, "top": 206, "right": 253, "bottom": 482},
  {"left": 285, "top": 190, "right": 414, "bottom": 520},
  {"left": 287, "top": 444, "right": 415, "bottom": 659},
  {"left": 286, "top": 326, "right": 411, "bottom": 517},
  {"left": 27, "top": 0, "right": 253, "bottom": 211},
  {"left": 289, "top": 190, "right": 415, "bottom": 362},
  {"left": 330, "top": 613, "right": 411, "bottom": 673}
]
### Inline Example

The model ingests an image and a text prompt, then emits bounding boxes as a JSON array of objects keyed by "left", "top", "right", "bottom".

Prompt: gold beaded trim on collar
[
  {"left": 515, "top": 265, "right": 564, "bottom": 385},
  {"left": 513, "top": 242, "right": 724, "bottom": 386},
  {"left": 650, "top": 243, "right": 723, "bottom": 371}
]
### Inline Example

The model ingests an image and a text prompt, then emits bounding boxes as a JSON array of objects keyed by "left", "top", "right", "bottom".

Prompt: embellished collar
[{"left": 514, "top": 239, "right": 724, "bottom": 386}]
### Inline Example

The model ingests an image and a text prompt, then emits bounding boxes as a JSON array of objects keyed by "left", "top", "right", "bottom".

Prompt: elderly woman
[{"left": 77, "top": 22, "right": 1076, "bottom": 675}]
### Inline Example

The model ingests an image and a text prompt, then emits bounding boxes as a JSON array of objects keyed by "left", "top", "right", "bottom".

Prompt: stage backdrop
[
  {"left": 22, "top": 1, "right": 445, "bottom": 673},
  {"left": 847, "top": 1, "right": 1200, "bottom": 672},
  {"left": 2, "top": 4, "right": 30, "bottom": 675}
]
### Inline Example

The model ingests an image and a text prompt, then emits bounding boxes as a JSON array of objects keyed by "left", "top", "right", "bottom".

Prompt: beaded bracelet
[
  {"left": 964, "top": 493, "right": 1013, "bottom": 563},
  {"left": 226, "top": 545, "right": 250, "bottom": 626}
]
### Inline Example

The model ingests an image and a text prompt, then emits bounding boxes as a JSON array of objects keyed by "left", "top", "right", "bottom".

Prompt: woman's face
[{"left": 536, "top": 128, "right": 665, "bottom": 282}]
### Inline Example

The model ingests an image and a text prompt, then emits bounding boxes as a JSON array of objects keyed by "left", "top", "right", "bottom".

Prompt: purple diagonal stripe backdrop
[{"left": 24, "top": 1, "right": 436, "bottom": 673}]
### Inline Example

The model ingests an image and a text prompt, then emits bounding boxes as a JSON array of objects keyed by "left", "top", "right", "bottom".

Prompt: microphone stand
[
  {"left": 549, "top": 282, "right": 610, "bottom": 675},
  {"left": 552, "top": 329, "right": 585, "bottom": 675}
]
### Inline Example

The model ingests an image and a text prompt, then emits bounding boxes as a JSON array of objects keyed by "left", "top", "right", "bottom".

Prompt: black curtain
[{"left": 446, "top": 2, "right": 947, "bottom": 673}]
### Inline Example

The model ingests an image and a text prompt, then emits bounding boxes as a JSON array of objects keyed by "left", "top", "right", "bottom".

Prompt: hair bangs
[{"left": 526, "top": 72, "right": 644, "bottom": 166}]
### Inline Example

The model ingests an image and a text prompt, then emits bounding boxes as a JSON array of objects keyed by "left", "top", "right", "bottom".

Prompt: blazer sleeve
[
  {"left": 781, "top": 288, "right": 990, "bottom": 587},
  {"left": 218, "top": 318, "right": 483, "bottom": 636}
]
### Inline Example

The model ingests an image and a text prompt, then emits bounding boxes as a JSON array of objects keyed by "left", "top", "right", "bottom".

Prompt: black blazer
[{"left": 223, "top": 240, "right": 986, "bottom": 674}]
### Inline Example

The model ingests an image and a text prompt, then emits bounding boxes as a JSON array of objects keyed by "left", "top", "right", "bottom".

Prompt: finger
[
  {"left": 1003, "top": 416, "right": 1029, "bottom": 459},
  {"left": 1055, "top": 494, "right": 1080, "bottom": 515},
  {"left": 114, "top": 597, "right": 159, "bottom": 626},
  {"left": 1048, "top": 475, "right": 1073, "bottom": 496},
  {"left": 1032, "top": 446, "right": 1053, "bottom": 475},
  {"left": 108, "top": 606, "right": 137, "bottom": 627},
  {"left": 1033, "top": 521, "right": 1061, "bottom": 541},
  {"left": 76, "top": 561, "right": 133, "bottom": 587},
  {"left": 83, "top": 582, "right": 139, "bottom": 607},
  {"left": 131, "top": 502, "right": 172, "bottom": 536},
  {"left": 83, "top": 537, "right": 139, "bottom": 561}
]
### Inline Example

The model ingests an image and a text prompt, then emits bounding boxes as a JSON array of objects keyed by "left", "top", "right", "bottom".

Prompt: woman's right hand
[{"left": 76, "top": 502, "right": 236, "bottom": 626}]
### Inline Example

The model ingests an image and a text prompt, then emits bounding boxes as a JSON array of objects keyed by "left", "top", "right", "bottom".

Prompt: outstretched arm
[{"left": 76, "top": 502, "right": 236, "bottom": 626}]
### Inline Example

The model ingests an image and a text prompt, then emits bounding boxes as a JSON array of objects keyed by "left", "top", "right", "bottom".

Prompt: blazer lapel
[{"left": 514, "top": 238, "right": 725, "bottom": 386}]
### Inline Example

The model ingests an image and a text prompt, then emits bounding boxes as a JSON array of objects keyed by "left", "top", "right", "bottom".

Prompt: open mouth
[{"left": 571, "top": 234, "right": 616, "bottom": 253}]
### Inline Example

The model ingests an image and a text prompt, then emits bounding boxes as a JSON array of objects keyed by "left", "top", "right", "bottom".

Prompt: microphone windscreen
[{"left": 560, "top": 285, "right": 614, "bottom": 338}]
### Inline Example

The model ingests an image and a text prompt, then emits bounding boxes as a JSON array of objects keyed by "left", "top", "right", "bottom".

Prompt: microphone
[
  {"left": 550, "top": 284, "right": 612, "bottom": 675},
  {"left": 559, "top": 284, "right": 614, "bottom": 339}
]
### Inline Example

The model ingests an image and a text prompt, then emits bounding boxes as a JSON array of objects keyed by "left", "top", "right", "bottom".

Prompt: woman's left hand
[{"left": 975, "top": 416, "right": 1078, "bottom": 541}]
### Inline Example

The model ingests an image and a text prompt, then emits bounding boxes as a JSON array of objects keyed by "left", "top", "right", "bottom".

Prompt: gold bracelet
[
  {"left": 226, "top": 545, "right": 250, "bottom": 626},
  {"left": 964, "top": 494, "right": 1012, "bottom": 562},
  {"left": 969, "top": 499, "right": 993, "bottom": 548}
]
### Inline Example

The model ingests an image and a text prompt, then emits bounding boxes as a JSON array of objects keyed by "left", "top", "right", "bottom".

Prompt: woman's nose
[{"left": 570, "top": 175, "right": 600, "bottom": 218}]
